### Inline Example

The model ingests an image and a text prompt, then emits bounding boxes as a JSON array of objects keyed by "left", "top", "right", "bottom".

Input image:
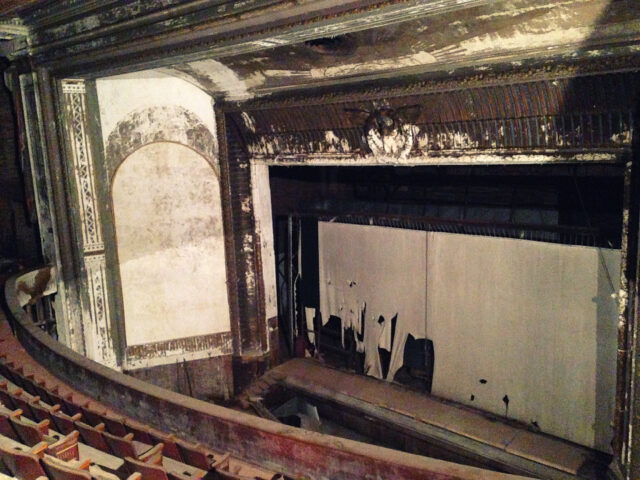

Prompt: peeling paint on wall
[
  {"left": 83, "top": 254, "right": 118, "bottom": 370},
  {"left": 61, "top": 79, "right": 116, "bottom": 367},
  {"left": 241, "top": 112, "right": 256, "bottom": 133},
  {"left": 96, "top": 73, "right": 217, "bottom": 153},
  {"left": 105, "top": 105, "right": 218, "bottom": 179},
  {"left": 243, "top": 232, "right": 257, "bottom": 294},
  {"left": 240, "top": 196, "right": 252, "bottom": 213},
  {"left": 125, "top": 331, "right": 234, "bottom": 370},
  {"left": 308, "top": 51, "right": 438, "bottom": 79},
  {"left": 169, "top": 60, "right": 255, "bottom": 101},
  {"left": 209, "top": 0, "right": 640, "bottom": 96},
  {"left": 251, "top": 162, "right": 278, "bottom": 326}
]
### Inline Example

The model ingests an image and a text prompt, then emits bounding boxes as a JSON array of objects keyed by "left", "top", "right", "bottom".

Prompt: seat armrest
[
  {"left": 139, "top": 442, "right": 163, "bottom": 464},
  {"left": 29, "top": 442, "right": 48, "bottom": 456}
]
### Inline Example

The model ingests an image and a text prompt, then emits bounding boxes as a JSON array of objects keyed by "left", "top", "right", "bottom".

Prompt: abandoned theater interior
[{"left": 0, "top": 0, "right": 639, "bottom": 479}]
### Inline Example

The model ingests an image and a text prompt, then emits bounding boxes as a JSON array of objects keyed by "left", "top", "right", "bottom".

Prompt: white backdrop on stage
[
  {"left": 317, "top": 222, "right": 619, "bottom": 451},
  {"left": 318, "top": 222, "right": 427, "bottom": 380}
]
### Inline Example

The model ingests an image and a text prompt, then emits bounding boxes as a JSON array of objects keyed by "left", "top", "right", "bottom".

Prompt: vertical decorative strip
[
  {"left": 62, "top": 80, "right": 104, "bottom": 253},
  {"left": 84, "top": 254, "right": 116, "bottom": 368},
  {"left": 61, "top": 79, "right": 116, "bottom": 368}
]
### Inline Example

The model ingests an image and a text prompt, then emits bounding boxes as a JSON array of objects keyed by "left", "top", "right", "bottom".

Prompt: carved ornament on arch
[{"left": 105, "top": 105, "right": 218, "bottom": 180}]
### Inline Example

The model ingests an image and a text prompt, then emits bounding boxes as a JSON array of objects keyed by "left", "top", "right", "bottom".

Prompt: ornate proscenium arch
[{"left": 105, "top": 105, "right": 218, "bottom": 180}]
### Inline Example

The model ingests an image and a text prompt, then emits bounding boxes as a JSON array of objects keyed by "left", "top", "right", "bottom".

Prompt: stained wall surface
[
  {"left": 96, "top": 71, "right": 216, "bottom": 150},
  {"left": 112, "top": 142, "right": 230, "bottom": 346},
  {"left": 318, "top": 223, "right": 619, "bottom": 451},
  {"left": 95, "top": 72, "right": 232, "bottom": 370}
]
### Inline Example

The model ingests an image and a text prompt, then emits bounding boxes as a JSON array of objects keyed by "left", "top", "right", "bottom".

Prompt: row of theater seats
[{"left": 0, "top": 352, "right": 285, "bottom": 480}]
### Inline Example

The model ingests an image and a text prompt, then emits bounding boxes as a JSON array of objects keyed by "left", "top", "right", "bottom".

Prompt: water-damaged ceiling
[
  {"left": 160, "top": 0, "right": 640, "bottom": 100},
  {"left": 2, "top": 0, "right": 639, "bottom": 101},
  {"left": 0, "top": 0, "right": 46, "bottom": 17}
]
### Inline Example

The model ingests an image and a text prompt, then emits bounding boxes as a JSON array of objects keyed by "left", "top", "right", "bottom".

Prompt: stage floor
[{"left": 256, "top": 358, "right": 606, "bottom": 480}]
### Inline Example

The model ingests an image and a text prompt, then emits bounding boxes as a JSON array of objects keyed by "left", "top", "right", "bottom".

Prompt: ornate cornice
[
  {"left": 0, "top": 18, "right": 27, "bottom": 39},
  {"left": 226, "top": 54, "right": 640, "bottom": 111}
]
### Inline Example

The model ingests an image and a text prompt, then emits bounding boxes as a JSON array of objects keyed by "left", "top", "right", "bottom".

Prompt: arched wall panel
[{"left": 112, "top": 142, "right": 230, "bottom": 348}]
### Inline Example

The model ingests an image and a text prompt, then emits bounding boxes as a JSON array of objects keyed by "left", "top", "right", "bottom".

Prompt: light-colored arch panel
[{"left": 112, "top": 142, "right": 230, "bottom": 347}]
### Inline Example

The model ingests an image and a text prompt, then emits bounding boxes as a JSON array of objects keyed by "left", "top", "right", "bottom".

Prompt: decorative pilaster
[
  {"left": 61, "top": 79, "right": 117, "bottom": 368},
  {"left": 17, "top": 72, "right": 81, "bottom": 350},
  {"left": 63, "top": 80, "right": 104, "bottom": 252}
]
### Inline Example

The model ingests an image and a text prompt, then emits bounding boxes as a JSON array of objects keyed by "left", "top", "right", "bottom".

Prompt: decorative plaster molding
[
  {"left": 124, "top": 331, "right": 233, "bottom": 370},
  {"left": 0, "top": 19, "right": 28, "bottom": 39},
  {"left": 62, "top": 79, "right": 104, "bottom": 253},
  {"left": 61, "top": 79, "right": 86, "bottom": 94},
  {"left": 61, "top": 79, "right": 116, "bottom": 367},
  {"left": 84, "top": 253, "right": 117, "bottom": 369}
]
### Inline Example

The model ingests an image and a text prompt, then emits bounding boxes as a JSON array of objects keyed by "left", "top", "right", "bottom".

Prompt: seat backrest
[
  {"left": 0, "top": 442, "right": 47, "bottom": 480},
  {"left": 123, "top": 420, "right": 152, "bottom": 444},
  {"left": 0, "top": 384, "right": 17, "bottom": 410},
  {"left": 60, "top": 395, "right": 79, "bottom": 417},
  {"left": 0, "top": 408, "right": 20, "bottom": 441},
  {"left": 41, "top": 454, "right": 91, "bottom": 480},
  {"left": 101, "top": 414, "right": 128, "bottom": 437},
  {"left": 102, "top": 431, "right": 136, "bottom": 458},
  {"left": 176, "top": 441, "right": 214, "bottom": 470},
  {"left": 0, "top": 364, "right": 15, "bottom": 384},
  {"left": 74, "top": 421, "right": 110, "bottom": 453},
  {"left": 33, "top": 381, "right": 56, "bottom": 406},
  {"left": 124, "top": 456, "right": 169, "bottom": 480},
  {"left": 45, "top": 430, "right": 80, "bottom": 461},
  {"left": 79, "top": 404, "right": 106, "bottom": 427},
  {"left": 30, "top": 399, "right": 60, "bottom": 424},
  {"left": 52, "top": 411, "right": 82, "bottom": 435},
  {"left": 9, "top": 415, "right": 49, "bottom": 446},
  {"left": 2, "top": 362, "right": 23, "bottom": 387},
  {"left": 11, "top": 366, "right": 34, "bottom": 394},
  {"left": 148, "top": 429, "right": 182, "bottom": 462},
  {"left": 47, "top": 390, "right": 71, "bottom": 415},
  {"left": 19, "top": 374, "right": 40, "bottom": 398},
  {"left": 10, "top": 393, "right": 39, "bottom": 421}
]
